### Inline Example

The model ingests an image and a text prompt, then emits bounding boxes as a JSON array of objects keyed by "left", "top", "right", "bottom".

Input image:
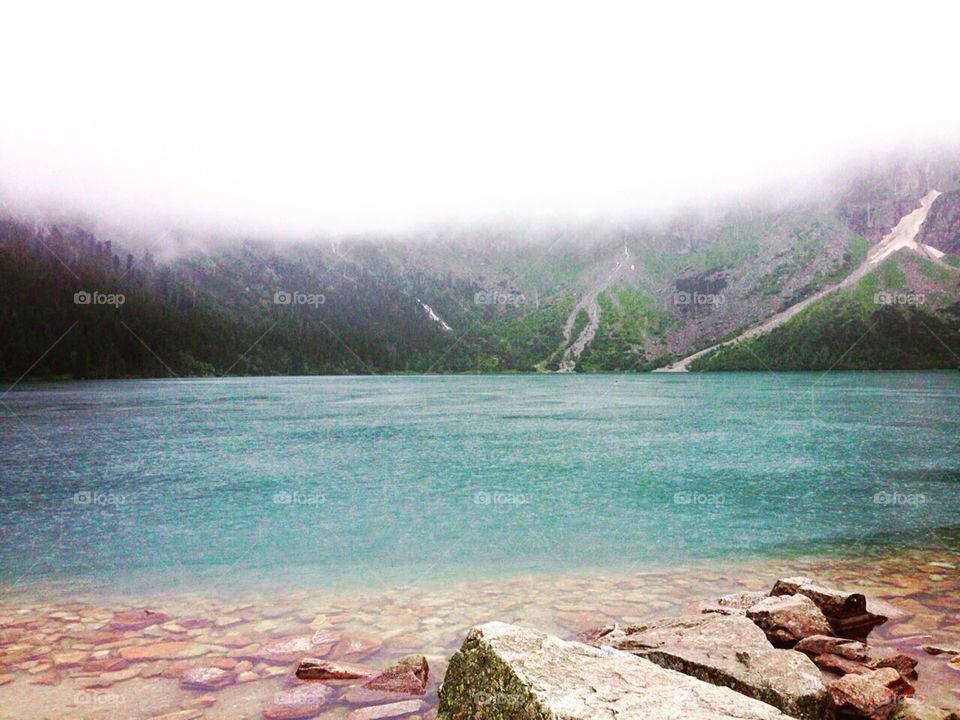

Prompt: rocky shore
[
  {"left": 438, "top": 576, "right": 958, "bottom": 720},
  {"left": 0, "top": 553, "right": 957, "bottom": 719}
]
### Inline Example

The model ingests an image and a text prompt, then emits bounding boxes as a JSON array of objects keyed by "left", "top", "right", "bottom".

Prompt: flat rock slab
[
  {"left": 347, "top": 700, "right": 423, "bottom": 720},
  {"left": 296, "top": 658, "right": 376, "bottom": 680},
  {"left": 119, "top": 641, "right": 209, "bottom": 661},
  {"left": 179, "top": 666, "right": 237, "bottom": 690},
  {"left": 593, "top": 614, "right": 832, "bottom": 720},
  {"left": 438, "top": 621, "right": 792, "bottom": 720}
]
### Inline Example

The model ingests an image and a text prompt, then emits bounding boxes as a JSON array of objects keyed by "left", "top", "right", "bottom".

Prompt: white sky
[{"left": 2, "top": 0, "right": 959, "bottom": 236}]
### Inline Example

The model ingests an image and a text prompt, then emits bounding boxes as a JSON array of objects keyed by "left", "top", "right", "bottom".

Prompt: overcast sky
[{"left": 2, "top": 1, "right": 959, "bottom": 236}]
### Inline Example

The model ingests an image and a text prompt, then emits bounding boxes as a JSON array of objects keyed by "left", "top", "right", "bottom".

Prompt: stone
[
  {"left": 28, "top": 669, "right": 61, "bottom": 685},
  {"left": 332, "top": 632, "right": 382, "bottom": 659},
  {"left": 150, "top": 711, "right": 204, "bottom": 720},
  {"left": 75, "top": 666, "right": 140, "bottom": 688},
  {"left": 179, "top": 666, "right": 237, "bottom": 690},
  {"left": 591, "top": 614, "right": 831, "bottom": 720},
  {"left": 341, "top": 686, "right": 412, "bottom": 705},
  {"left": 771, "top": 578, "right": 887, "bottom": 640},
  {"left": 747, "top": 595, "right": 834, "bottom": 646},
  {"left": 181, "top": 695, "right": 218, "bottom": 709},
  {"left": 795, "top": 635, "right": 918, "bottom": 676},
  {"left": 364, "top": 655, "right": 429, "bottom": 696},
  {"left": 922, "top": 644, "right": 960, "bottom": 656},
  {"left": 893, "top": 698, "right": 960, "bottom": 720},
  {"left": 109, "top": 609, "right": 169, "bottom": 631},
  {"left": 814, "top": 653, "right": 873, "bottom": 676},
  {"left": 829, "top": 667, "right": 914, "bottom": 719},
  {"left": 238, "top": 671, "right": 260, "bottom": 683},
  {"left": 263, "top": 684, "right": 333, "bottom": 719},
  {"left": 254, "top": 635, "right": 338, "bottom": 666},
  {"left": 347, "top": 700, "right": 423, "bottom": 720},
  {"left": 119, "top": 641, "right": 209, "bottom": 661},
  {"left": 0, "top": 674, "right": 13, "bottom": 685},
  {"left": 52, "top": 651, "right": 89, "bottom": 667},
  {"left": 81, "top": 657, "right": 130, "bottom": 673},
  {"left": 297, "top": 658, "right": 376, "bottom": 680},
  {"left": 700, "top": 591, "right": 770, "bottom": 616},
  {"left": 437, "top": 621, "right": 792, "bottom": 719}
]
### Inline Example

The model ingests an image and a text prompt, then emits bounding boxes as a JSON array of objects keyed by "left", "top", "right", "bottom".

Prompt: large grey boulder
[
  {"left": 590, "top": 614, "right": 832, "bottom": 720},
  {"left": 437, "top": 621, "right": 792, "bottom": 720}
]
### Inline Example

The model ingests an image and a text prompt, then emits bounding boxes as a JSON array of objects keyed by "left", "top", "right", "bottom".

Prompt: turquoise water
[{"left": 1, "top": 373, "right": 958, "bottom": 595}]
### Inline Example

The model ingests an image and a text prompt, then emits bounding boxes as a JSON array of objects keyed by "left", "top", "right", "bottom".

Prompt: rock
[
  {"left": 119, "top": 641, "right": 209, "bottom": 661},
  {"left": 364, "top": 655, "right": 429, "bottom": 696},
  {"left": 347, "top": 700, "right": 423, "bottom": 720},
  {"left": 814, "top": 653, "right": 874, "bottom": 676},
  {"left": 179, "top": 666, "right": 237, "bottom": 690},
  {"left": 0, "top": 674, "right": 13, "bottom": 685},
  {"left": 341, "top": 686, "right": 413, "bottom": 705},
  {"left": 922, "top": 644, "right": 960, "bottom": 656},
  {"left": 52, "top": 651, "right": 89, "bottom": 668},
  {"left": 590, "top": 614, "right": 831, "bottom": 720},
  {"left": 263, "top": 684, "right": 333, "bottom": 719},
  {"left": 747, "top": 595, "right": 834, "bottom": 646},
  {"left": 162, "top": 661, "right": 194, "bottom": 679},
  {"left": 81, "top": 657, "right": 130, "bottom": 673},
  {"left": 181, "top": 695, "right": 218, "bottom": 709},
  {"left": 238, "top": 671, "right": 260, "bottom": 683},
  {"left": 150, "top": 711, "right": 204, "bottom": 720},
  {"left": 296, "top": 658, "right": 376, "bottom": 680},
  {"left": 332, "top": 632, "right": 382, "bottom": 660},
  {"left": 700, "top": 591, "right": 770, "bottom": 616},
  {"left": 109, "top": 609, "right": 169, "bottom": 631},
  {"left": 829, "top": 667, "right": 914, "bottom": 719},
  {"left": 892, "top": 698, "right": 960, "bottom": 720},
  {"left": 795, "top": 635, "right": 918, "bottom": 677},
  {"left": 254, "top": 635, "right": 338, "bottom": 666},
  {"left": 75, "top": 666, "right": 140, "bottom": 688},
  {"left": 771, "top": 578, "right": 887, "bottom": 640},
  {"left": 28, "top": 669, "right": 61, "bottom": 685},
  {"left": 437, "top": 621, "right": 792, "bottom": 719}
]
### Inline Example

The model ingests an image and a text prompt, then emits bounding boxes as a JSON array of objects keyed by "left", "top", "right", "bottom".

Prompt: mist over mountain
[{"left": 2, "top": 148, "right": 958, "bottom": 379}]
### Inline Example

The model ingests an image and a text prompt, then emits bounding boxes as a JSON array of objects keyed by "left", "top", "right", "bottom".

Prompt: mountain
[{"left": 1, "top": 151, "right": 958, "bottom": 378}]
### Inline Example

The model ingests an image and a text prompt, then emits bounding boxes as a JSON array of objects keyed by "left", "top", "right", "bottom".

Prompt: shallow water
[{"left": 1, "top": 373, "right": 959, "bottom": 718}]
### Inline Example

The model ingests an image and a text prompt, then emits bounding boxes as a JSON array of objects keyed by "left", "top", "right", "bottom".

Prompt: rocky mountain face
[
  {"left": 917, "top": 190, "right": 960, "bottom": 254},
  {"left": 1, "top": 151, "right": 958, "bottom": 377}
]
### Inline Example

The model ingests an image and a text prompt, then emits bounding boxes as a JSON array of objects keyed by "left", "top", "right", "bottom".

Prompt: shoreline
[{"left": 1, "top": 546, "right": 958, "bottom": 718}]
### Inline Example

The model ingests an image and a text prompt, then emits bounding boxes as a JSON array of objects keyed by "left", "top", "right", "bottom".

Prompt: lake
[
  {"left": 1, "top": 372, "right": 958, "bottom": 596},
  {"left": 1, "top": 373, "right": 959, "bottom": 718}
]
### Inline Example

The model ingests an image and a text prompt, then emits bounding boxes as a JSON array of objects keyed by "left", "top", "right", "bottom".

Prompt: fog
[{"left": 2, "top": 1, "right": 959, "bottom": 238}]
